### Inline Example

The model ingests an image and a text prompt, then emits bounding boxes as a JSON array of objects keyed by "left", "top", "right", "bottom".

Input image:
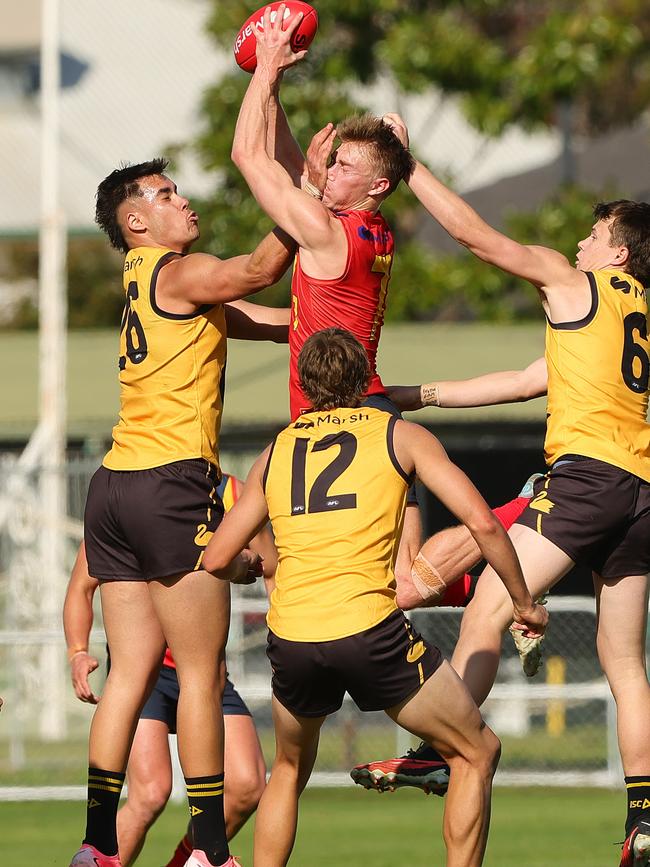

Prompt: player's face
[
  {"left": 322, "top": 142, "right": 377, "bottom": 210},
  {"left": 124, "top": 174, "right": 200, "bottom": 252},
  {"left": 575, "top": 218, "right": 625, "bottom": 271}
]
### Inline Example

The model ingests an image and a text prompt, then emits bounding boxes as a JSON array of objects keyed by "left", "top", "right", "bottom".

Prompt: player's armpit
[{"left": 383, "top": 384, "right": 423, "bottom": 412}]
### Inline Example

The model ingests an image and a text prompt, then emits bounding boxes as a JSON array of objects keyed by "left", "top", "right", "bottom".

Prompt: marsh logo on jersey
[{"left": 529, "top": 491, "right": 555, "bottom": 514}]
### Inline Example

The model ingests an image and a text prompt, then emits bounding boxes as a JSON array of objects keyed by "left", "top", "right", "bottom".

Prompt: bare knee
[
  {"left": 482, "top": 725, "right": 501, "bottom": 775},
  {"left": 227, "top": 768, "right": 266, "bottom": 822},
  {"left": 125, "top": 775, "right": 172, "bottom": 826},
  {"left": 448, "top": 724, "right": 500, "bottom": 781},
  {"left": 597, "top": 641, "right": 648, "bottom": 694}
]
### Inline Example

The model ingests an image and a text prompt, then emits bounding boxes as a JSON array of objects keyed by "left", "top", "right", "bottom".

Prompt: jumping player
[
  {"left": 202, "top": 328, "right": 547, "bottom": 867},
  {"left": 64, "top": 475, "right": 276, "bottom": 867},
  {"left": 230, "top": 6, "right": 423, "bottom": 585},
  {"left": 385, "top": 112, "right": 650, "bottom": 867},
  {"left": 69, "top": 158, "right": 294, "bottom": 867}
]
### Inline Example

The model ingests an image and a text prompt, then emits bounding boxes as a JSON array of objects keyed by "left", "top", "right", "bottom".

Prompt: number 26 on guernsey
[{"left": 118, "top": 282, "right": 148, "bottom": 370}]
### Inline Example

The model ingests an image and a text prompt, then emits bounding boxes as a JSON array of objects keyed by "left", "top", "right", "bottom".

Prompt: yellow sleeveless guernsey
[
  {"left": 264, "top": 406, "right": 410, "bottom": 642},
  {"left": 544, "top": 269, "right": 650, "bottom": 481},
  {"left": 103, "top": 247, "right": 226, "bottom": 472}
]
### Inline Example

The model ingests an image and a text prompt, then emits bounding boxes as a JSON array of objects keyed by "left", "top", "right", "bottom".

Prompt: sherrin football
[{"left": 234, "top": 2, "right": 318, "bottom": 74}]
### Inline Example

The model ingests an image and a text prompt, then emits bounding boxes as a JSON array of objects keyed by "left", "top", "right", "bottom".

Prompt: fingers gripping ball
[{"left": 234, "top": 2, "right": 319, "bottom": 73}]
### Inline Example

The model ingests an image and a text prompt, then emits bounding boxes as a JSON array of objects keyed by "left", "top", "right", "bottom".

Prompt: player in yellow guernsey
[
  {"left": 385, "top": 109, "right": 650, "bottom": 866},
  {"left": 203, "top": 329, "right": 547, "bottom": 867},
  {"left": 64, "top": 474, "right": 278, "bottom": 867},
  {"left": 70, "top": 158, "right": 293, "bottom": 867}
]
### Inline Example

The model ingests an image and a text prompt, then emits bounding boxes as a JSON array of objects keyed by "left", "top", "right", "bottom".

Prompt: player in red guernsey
[
  {"left": 231, "top": 7, "right": 414, "bottom": 422},
  {"left": 232, "top": 8, "right": 424, "bottom": 594},
  {"left": 288, "top": 208, "right": 393, "bottom": 418}
]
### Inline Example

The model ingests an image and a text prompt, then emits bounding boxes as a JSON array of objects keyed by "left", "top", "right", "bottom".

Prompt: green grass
[{"left": 0, "top": 787, "right": 624, "bottom": 866}]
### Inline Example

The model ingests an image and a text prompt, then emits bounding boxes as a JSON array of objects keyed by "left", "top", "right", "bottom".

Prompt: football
[{"left": 233, "top": 1, "right": 319, "bottom": 74}]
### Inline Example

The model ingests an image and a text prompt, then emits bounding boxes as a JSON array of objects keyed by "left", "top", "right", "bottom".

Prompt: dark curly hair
[{"left": 95, "top": 158, "right": 168, "bottom": 253}]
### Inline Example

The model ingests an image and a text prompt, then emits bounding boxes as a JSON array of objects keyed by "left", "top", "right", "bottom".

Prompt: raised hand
[
  {"left": 382, "top": 113, "right": 410, "bottom": 149},
  {"left": 254, "top": 4, "right": 308, "bottom": 74},
  {"left": 305, "top": 123, "right": 337, "bottom": 195}
]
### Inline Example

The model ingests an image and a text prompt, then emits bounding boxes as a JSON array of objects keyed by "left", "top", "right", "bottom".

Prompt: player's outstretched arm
[
  {"left": 225, "top": 300, "right": 290, "bottom": 343},
  {"left": 202, "top": 450, "right": 272, "bottom": 582},
  {"left": 223, "top": 474, "right": 279, "bottom": 596},
  {"left": 231, "top": 6, "right": 337, "bottom": 252},
  {"left": 266, "top": 71, "right": 306, "bottom": 185},
  {"left": 394, "top": 421, "right": 548, "bottom": 637},
  {"left": 159, "top": 226, "right": 296, "bottom": 308},
  {"left": 63, "top": 542, "right": 101, "bottom": 704},
  {"left": 386, "top": 356, "right": 547, "bottom": 412},
  {"left": 408, "top": 160, "right": 576, "bottom": 290}
]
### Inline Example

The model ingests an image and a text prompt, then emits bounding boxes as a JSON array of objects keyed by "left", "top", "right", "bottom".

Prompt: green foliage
[
  {"left": 0, "top": 236, "right": 123, "bottom": 330},
  {"left": 388, "top": 185, "right": 619, "bottom": 322},
  {"left": 7, "top": 1, "right": 646, "bottom": 328},
  {"left": 66, "top": 238, "right": 124, "bottom": 328},
  {"left": 175, "top": 0, "right": 641, "bottom": 324},
  {"left": 205, "top": 1, "right": 650, "bottom": 136}
]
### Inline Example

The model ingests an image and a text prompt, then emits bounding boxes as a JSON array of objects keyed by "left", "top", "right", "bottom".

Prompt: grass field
[{"left": 0, "top": 786, "right": 624, "bottom": 866}]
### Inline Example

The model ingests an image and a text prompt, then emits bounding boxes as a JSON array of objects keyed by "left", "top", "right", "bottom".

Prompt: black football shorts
[
  {"left": 515, "top": 456, "right": 650, "bottom": 578},
  {"left": 85, "top": 459, "right": 223, "bottom": 581},
  {"left": 140, "top": 666, "right": 251, "bottom": 732},
  {"left": 266, "top": 609, "right": 442, "bottom": 717}
]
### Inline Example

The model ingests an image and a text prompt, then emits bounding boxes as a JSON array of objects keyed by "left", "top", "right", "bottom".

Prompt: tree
[
  {"left": 6, "top": 2, "right": 644, "bottom": 329},
  {"left": 178, "top": 1, "right": 646, "bottom": 321}
]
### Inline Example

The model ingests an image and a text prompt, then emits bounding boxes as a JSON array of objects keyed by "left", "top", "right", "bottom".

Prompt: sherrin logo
[{"left": 234, "top": 7, "right": 290, "bottom": 54}]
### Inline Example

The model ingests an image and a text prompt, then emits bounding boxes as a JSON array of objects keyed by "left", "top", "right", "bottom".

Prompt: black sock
[
  {"left": 82, "top": 766, "right": 126, "bottom": 856},
  {"left": 186, "top": 773, "right": 229, "bottom": 866},
  {"left": 625, "top": 775, "right": 650, "bottom": 836}
]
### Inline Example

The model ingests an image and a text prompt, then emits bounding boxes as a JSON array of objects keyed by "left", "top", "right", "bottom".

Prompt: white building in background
[{"left": 1, "top": 0, "right": 562, "bottom": 236}]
